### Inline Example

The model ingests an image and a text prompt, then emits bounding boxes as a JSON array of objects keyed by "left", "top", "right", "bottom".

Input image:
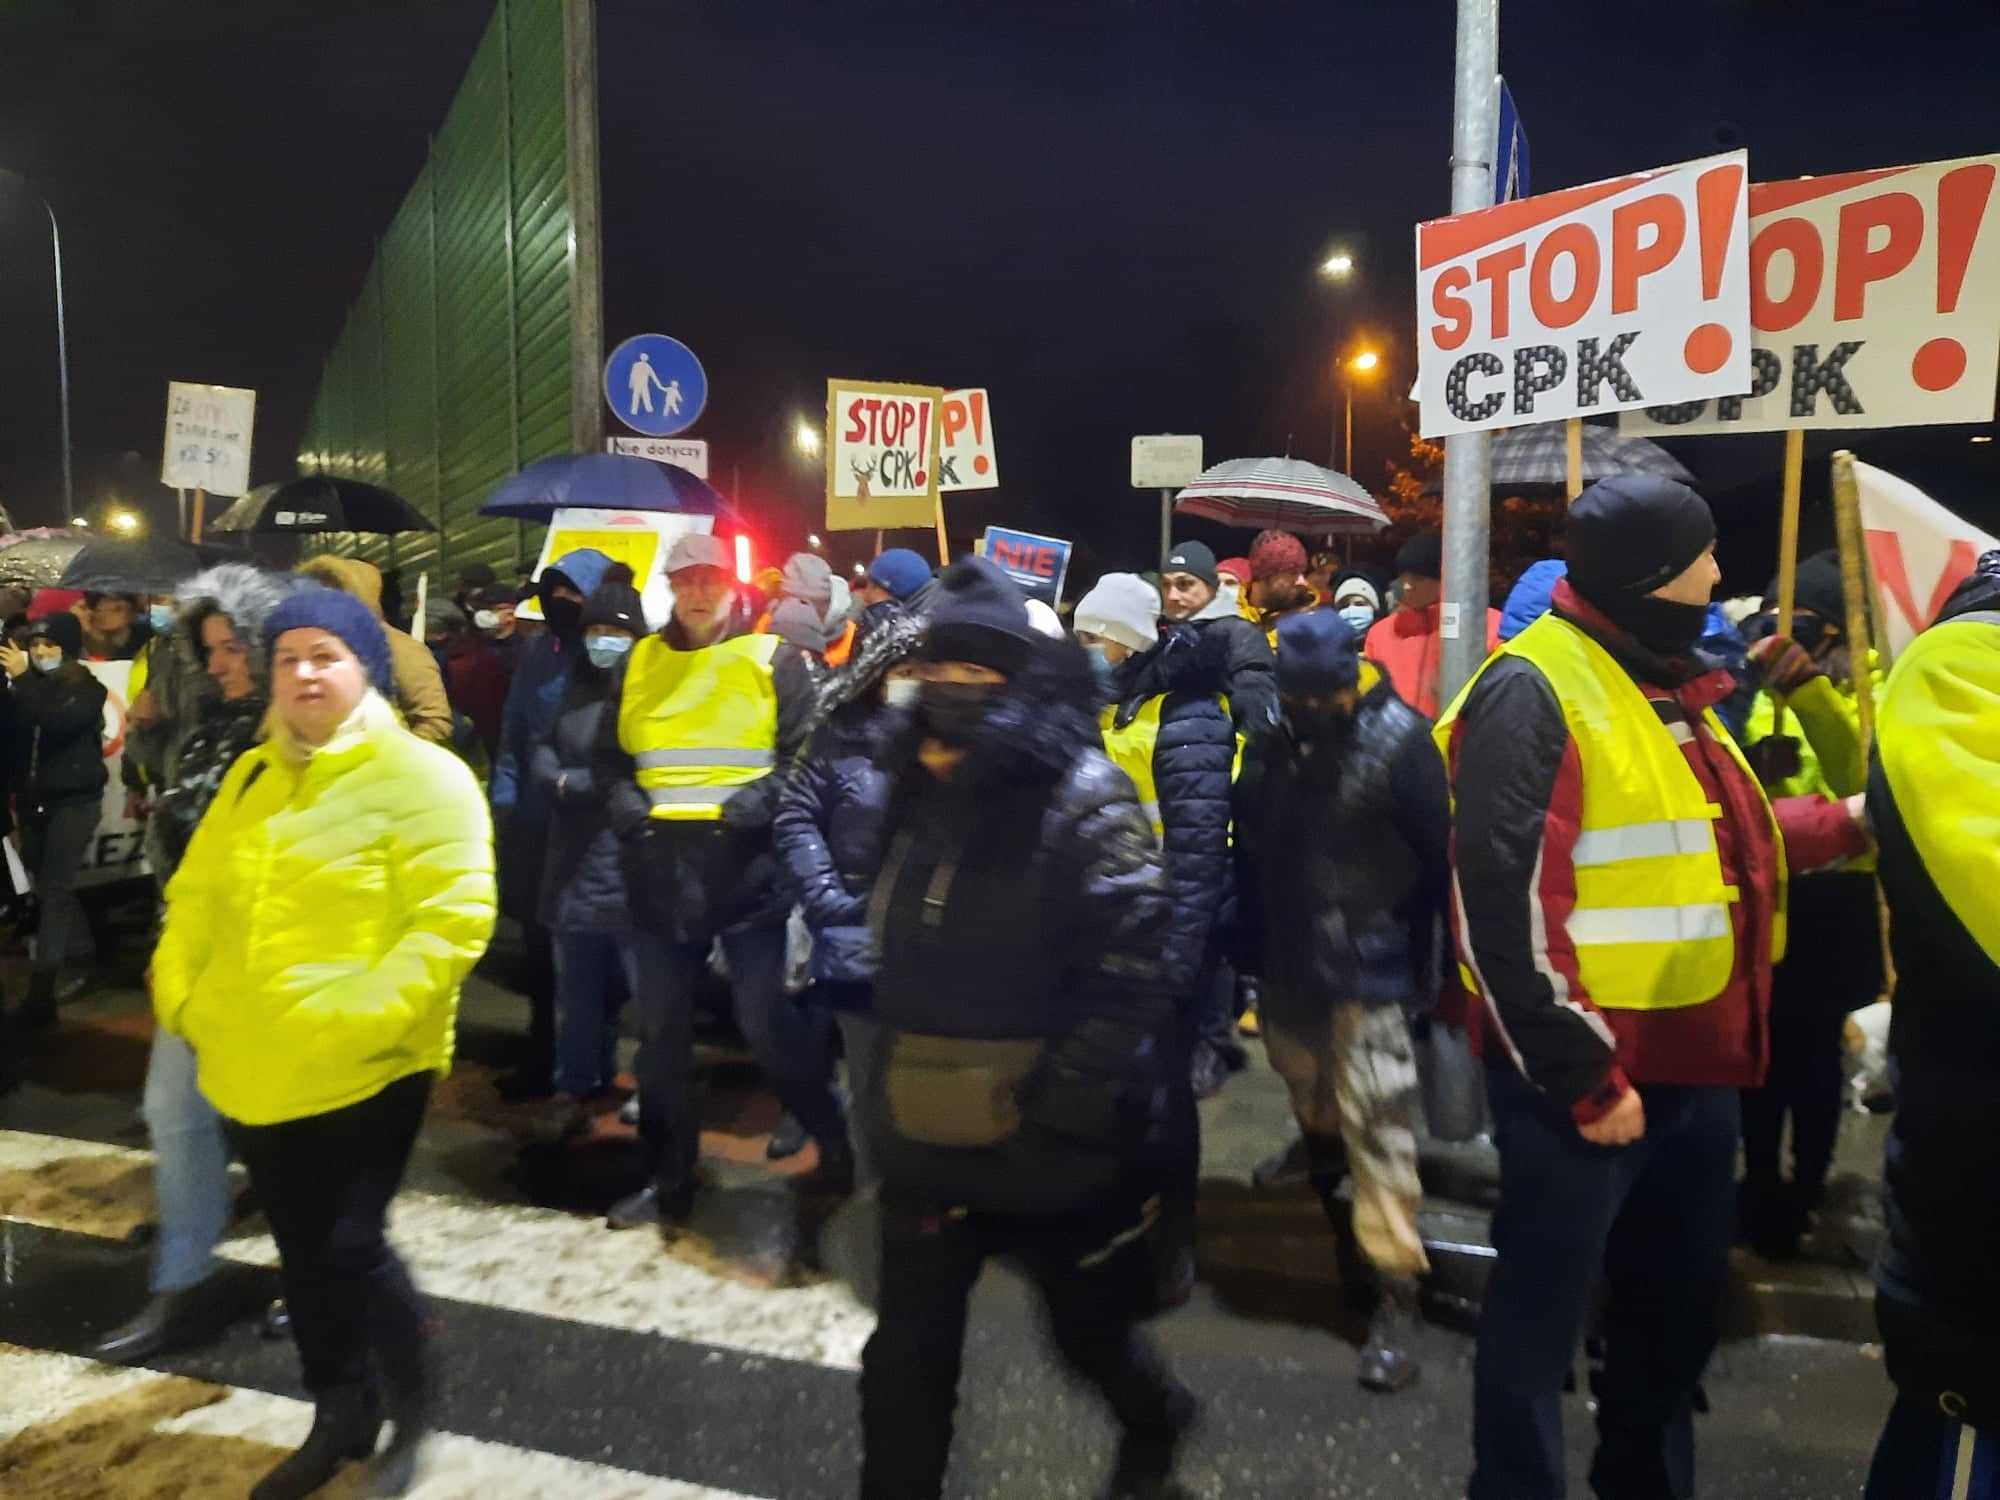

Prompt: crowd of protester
[{"left": 0, "top": 486, "right": 1992, "bottom": 1500}]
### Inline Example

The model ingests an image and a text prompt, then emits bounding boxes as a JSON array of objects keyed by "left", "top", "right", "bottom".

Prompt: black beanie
[
  {"left": 581, "top": 579, "right": 645, "bottom": 635},
  {"left": 920, "top": 556, "right": 1036, "bottom": 675},
  {"left": 1566, "top": 474, "right": 1716, "bottom": 601},
  {"left": 25, "top": 612, "right": 81, "bottom": 660},
  {"left": 1762, "top": 550, "right": 1844, "bottom": 622},
  {"left": 1395, "top": 530, "right": 1445, "bottom": 581},
  {"left": 1162, "top": 541, "right": 1219, "bottom": 590}
]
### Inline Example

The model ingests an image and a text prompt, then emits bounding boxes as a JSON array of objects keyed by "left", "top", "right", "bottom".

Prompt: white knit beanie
[{"left": 1073, "top": 573, "right": 1161, "bottom": 654}]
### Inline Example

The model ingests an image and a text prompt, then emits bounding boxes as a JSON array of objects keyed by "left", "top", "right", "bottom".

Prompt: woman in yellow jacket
[{"left": 153, "top": 586, "right": 496, "bottom": 1500}]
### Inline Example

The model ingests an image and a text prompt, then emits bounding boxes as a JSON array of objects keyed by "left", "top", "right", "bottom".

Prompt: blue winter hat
[
  {"left": 868, "top": 547, "right": 932, "bottom": 602},
  {"left": 263, "top": 584, "right": 395, "bottom": 692},
  {"left": 1276, "top": 609, "right": 1363, "bottom": 696}
]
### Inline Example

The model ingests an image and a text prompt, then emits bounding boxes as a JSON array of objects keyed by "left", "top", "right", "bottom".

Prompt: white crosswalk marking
[
  {"left": 0, "top": 1344, "right": 771, "bottom": 1498},
  {"left": 0, "top": 1128, "right": 875, "bottom": 1370}
]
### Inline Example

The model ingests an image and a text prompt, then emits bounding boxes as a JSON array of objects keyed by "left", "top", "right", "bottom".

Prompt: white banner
[
  {"left": 161, "top": 381, "right": 256, "bottom": 496},
  {"left": 1855, "top": 459, "right": 1999, "bottom": 659},
  {"left": 939, "top": 389, "right": 998, "bottom": 491},
  {"left": 1624, "top": 155, "right": 2000, "bottom": 435},
  {"left": 1417, "top": 151, "right": 1751, "bottom": 437}
]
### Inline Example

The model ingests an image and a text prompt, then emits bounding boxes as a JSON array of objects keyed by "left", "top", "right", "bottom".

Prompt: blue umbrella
[{"left": 479, "top": 453, "right": 731, "bottom": 519}]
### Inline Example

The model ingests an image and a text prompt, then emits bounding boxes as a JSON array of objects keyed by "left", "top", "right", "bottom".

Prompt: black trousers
[
  {"left": 859, "top": 1194, "right": 1183, "bottom": 1499},
  {"left": 20, "top": 796, "right": 98, "bottom": 976},
  {"left": 227, "top": 1072, "right": 431, "bottom": 1394}
]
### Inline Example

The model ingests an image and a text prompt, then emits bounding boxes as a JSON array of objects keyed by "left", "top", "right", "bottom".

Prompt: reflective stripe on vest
[
  {"left": 1434, "top": 612, "right": 1786, "bottom": 1012},
  {"left": 618, "top": 632, "right": 782, "bottom": 821}
]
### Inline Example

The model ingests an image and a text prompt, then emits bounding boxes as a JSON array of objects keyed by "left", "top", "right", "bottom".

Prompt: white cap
[
  {"left": 665, "top": 531, "right": 730, "bottom": 575},
  {"left": 1024, "top": 598, "right": 1066, "bottom": 638},
  {"left": 1072, "top": 573, "right": 1161, "bottom": 654}
]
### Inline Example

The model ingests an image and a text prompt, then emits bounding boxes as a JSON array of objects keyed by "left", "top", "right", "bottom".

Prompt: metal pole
[
  {"left": 3, "top": 172, "right": 73, "bottom": 518},
  {"left": 562, "top": 0, "right": 606, "bottom": 456},
  {"left": 1158, "top": 487, "right": 1172, "bottom": 566},
  {"left": 1344, "top": 384, "right": 1355, "bottom": 476},
  {"left": 1437, "top": 0, "right": 1500, "bottom": 707}
]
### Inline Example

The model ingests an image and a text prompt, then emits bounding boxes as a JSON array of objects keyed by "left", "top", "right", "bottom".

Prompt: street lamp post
[
  {"left": 1, "top": 170, "right": 73, "bottom": 520},
  {"left": 1342, "top": 350, "right": 1381, "bottom": 475}
]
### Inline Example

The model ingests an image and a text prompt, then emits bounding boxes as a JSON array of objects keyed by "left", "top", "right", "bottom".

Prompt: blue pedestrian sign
[{"left": 604, "top": 334, "right": 707, "bottom": 437}]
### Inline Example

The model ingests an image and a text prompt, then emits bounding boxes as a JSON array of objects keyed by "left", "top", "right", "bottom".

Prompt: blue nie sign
[{"left": 982, "top": 526, "right": 1072, "bottom": 608}]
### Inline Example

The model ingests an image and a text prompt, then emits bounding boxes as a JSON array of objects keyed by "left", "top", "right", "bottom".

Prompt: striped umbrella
[
  {"left": 1420, "top": 423, "right": 1694, "bottom": 495},
  {"left": 1174, "top": 457, "right": 1390, "bottom": 534}
]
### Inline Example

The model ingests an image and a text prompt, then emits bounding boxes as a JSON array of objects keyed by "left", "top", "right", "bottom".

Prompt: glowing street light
[
  {"left": 1340, "top": 349, "right": 1385, "bottom": 477},
  {"left": 1349, "top": 350, "right": 1381, "bottom": 374},
  {"left": 794, "top": 421, "right": 822, "bottom": 457},
  {"left": 807, "top": 533, "right": 823, "bottom": 549},
  {"left": 1319, "top": 252, "right": 1355, "bottom": 280},
  {"left": 70, "top": 515, "right": 89, "bottom": 527},
  {"left": 106, "top": 508, "right": 142, "bottom": 536}
]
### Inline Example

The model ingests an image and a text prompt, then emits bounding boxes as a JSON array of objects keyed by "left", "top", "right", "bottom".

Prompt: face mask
[
  {"left": 1082, "top": 643, "right": 1118, "bottom": 692},
  {"left": 1604, "top": 594, "right": 1711, "bottom": 657},
  {"left": 472, "top": 609, "right": 502, "bottom": 633},
  {"left": 881, "top": 678, "right": 920, "bottom": 709},
  {"left": 31, "top": 654, "right": 60, "bottom": 675},
  {"left": 917, "top": 681, "right": 998, "bottom": 744},
  {"left": 543, "top": 598, "right": 582, "bottom": 636},
  {"left": 1337, "top": 604, "right": 1375, "bottom": 632},
  {"left": 148, "top": 605, "right": 176, "bottom": 634},
  {"left": 1286, "top": 699, "right": 1353, "bottom": 744},
  {"left": 585, "top": 635, "right": 633, "bottom": 671}
]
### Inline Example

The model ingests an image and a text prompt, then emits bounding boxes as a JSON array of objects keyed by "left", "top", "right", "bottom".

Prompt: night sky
[{"left": 3, "top": 0, "right": 1997, "bottom": 588}]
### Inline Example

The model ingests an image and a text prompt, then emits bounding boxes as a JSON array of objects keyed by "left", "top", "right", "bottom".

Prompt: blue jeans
[
  {"left": 143, "top": 1031, "right": 232, "bottom": 1294},
  {"left": 551, "top": 928, "right": 641, "bottom": 1097},
  {"left": 1470, "top": 1065, "right": 1739, "bottom": 1500},
  {"left": 1868, "top": 1393, "right": 2000, "bottom": 1498}
]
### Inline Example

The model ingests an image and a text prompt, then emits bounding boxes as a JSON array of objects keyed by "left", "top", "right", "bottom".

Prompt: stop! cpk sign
[
  {"left": 1623, "top": 154, "right": 2000, "bottom": 434},
  {"left": 1416, "top": 151, "right": 1752, "bottom": 438}
]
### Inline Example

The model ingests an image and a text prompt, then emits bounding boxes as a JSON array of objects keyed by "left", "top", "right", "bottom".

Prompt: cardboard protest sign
[
  {"left": 1853, "top": 459, "right": 1998, "bottom": 658},
  {"left": 939, "top": 389, "right": 998, "bottom": 491},
  {"left": 1621, "top": 155, "right": 2000, "bottom": 434},
  {"left": 826, "top": 379, "right": 943, "bottom": 531},
  {"left": 161, "top": 381, "right": 256, "bottom": 496},
  {"left": 1416, "top": 151, "right": 1751, "bottom": 437},
  {"left": 982, "top": 525, "right": 1071, "bottom": 608}
]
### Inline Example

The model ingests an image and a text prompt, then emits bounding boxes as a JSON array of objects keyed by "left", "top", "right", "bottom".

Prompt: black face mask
[
  {"left": 543, "top": 597, "right": 582, "bottom": 637},
  {"left": 1286, "top": 701, "right": 1355, "bottom": 747},
  {"left": 1600, "top": 593, "right": 1710, "bottom": 657},
  {"left": 917, "top": 681, "right": 998, "bottom": 745}
]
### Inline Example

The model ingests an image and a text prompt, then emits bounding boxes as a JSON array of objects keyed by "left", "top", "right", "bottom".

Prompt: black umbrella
[
  {"left": 208, "top": 477, "right": 436, "bottom": 535},
  {"left": 59, "top": 536, "right": 252, "bottom": 595}
]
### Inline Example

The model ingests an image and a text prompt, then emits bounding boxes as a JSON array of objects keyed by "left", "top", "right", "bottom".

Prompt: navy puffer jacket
[
  {"left": 533, "top": 659, "right": 631, "bottom": 932},
  {"left": 1103, "top": 624, "right": 1234, "bottom": 996},
  {"left": 772, "top": 700, "right": 905, "bottom": 986}
]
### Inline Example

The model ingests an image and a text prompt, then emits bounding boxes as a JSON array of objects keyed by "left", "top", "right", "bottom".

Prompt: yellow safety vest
[
  {"left": 1434, "top": 613, "right": 1786, "bottom": 1011},
  {"left": 1099, "top": 694, "right": 1244, "bottom": 842},
  {"left": 618, "top": 632, "right": 781, "bottom": 821}
]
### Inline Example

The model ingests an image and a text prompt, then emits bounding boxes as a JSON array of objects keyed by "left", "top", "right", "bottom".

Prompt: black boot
[
  {"left": 19, "top": 970, "right": 57, "bottom": 1030},
  {"left": 89, "top": 1283, "right": 234, "bottom": 1365},
  {"left": 364, "top": 1337, "right": 437, "bottom": 1496},
  {"left": 250, "top": 1384, "right": 380, "bottom": 1500},
  {"left": 1357, "top": 1276, "right": 1424, "bottom": 1393},
  {"left": 1104, "top": 1385, "right": 1199, "bottom": 1499}
]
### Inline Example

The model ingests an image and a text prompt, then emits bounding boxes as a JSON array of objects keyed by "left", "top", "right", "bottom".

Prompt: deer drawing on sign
[{"left": 851, "top": 455, "right": 878, "bottom": 502}]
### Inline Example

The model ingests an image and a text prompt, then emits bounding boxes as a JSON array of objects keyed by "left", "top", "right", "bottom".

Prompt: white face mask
[
  {"left": 882, "top": 678, "right": 920, "bottom": 708},
  {"left": 472, "top": 609, "right": 501, "bottom": 632}
]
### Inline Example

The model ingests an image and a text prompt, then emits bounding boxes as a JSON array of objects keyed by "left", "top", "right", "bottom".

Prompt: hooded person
[
  {"left": 1734, "top": 547, "right": 1885, "bottom": 1257},
  {"left": 293, "top": 555, "right": 453, "bottom": 745},
  {"left": 3, "top": 610, "right": 107, "bottom": 1026},
  {"left": 90, "top": 563, "right": 299, "bottom": 1369},
  {"left": 1862, "top": 550, "right": 2000, "bottom": 1499},
  {"left": 846, "top": 556, "right": 1196, "bottom": 1500},
  {"left": 486, "top": 548, "right": 619, "bottom": 1098},
  {"left": 761, "top": 552, "right": 858, "bottom": 667},
  {"left": 592, "top": 530, "right": 846, "bottom": 1228},
  {"left": 1158, "top": 538, "right": 1278, "bottom": 738},
  {"left": 1364, "top": 529, "right": 1502, "bottom": 718},
  {"left": 1074, "top": 571, "right": 1235, "bottom": 1305},
  {"left": 1234, "top": 610, "right": 1450, "bottom": 1392},
  {"left": 516, "top": 574, "right": 651, "bottom": 1140},
  {"left": 1435, "top": 474, "right": 1870, "bottom": 1499},
  {"left": 152, "top": 584, "right": 494, "bottom": 1500}
]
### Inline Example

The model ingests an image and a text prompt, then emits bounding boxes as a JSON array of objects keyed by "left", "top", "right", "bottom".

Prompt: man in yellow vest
[
  {"left": 1438, "top": 476, "right": 1868, "bottom": 1500},
  {"left": 594, "top": 532, "right": 846, "bottom": 1230}
]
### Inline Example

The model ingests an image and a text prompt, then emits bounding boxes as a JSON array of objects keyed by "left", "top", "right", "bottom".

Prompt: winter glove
[
  {"left": 1745, "top": 734, "right": 1804, "bottom": 787},
  {"left": 1747, "top": 634, "right": 1822, "bottom": 694}
]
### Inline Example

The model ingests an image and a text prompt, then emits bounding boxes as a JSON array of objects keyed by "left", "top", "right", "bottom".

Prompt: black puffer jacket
[
  {"left": 1235, "top": 675, "right": 1450, "bottom": 1014},
  {"left": 1102, "top": 624, "right": 1234, "bottom": 996},
  {"left": 853, "top": 634, "right": 1173, "bottom": 1217},
  {"left": 1189, "top": 591, "right": 1279, "bottom": 738},
  {"left": 154, "top": 694, "right": 265, "bottom": 876},
  {"left": 12, "top": 622, "right": 107, "bottom": 808},
  {"left": 535, "top": 658, "right": 632, "bottom": 932}
]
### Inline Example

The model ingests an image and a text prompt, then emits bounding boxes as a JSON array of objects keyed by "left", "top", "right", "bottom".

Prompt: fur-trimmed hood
[{"left": 177, "top": 564, "right": 298, "bottom": 687}]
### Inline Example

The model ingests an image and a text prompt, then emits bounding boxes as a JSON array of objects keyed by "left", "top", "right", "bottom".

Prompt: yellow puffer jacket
[{"left": 152, "top": 692, "right": 497, "bottom": 1126}]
